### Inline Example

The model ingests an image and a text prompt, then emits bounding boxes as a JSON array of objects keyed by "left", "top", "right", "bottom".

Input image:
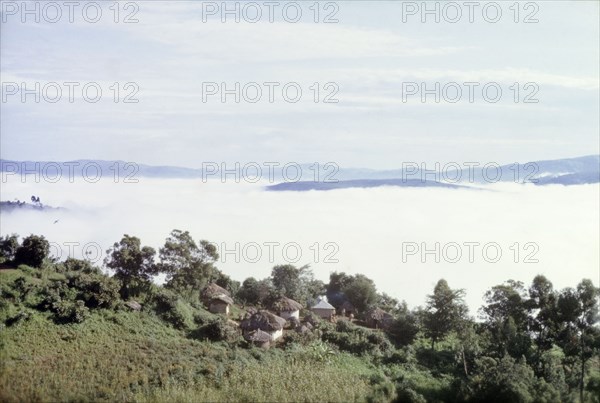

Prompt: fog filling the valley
[{"left": 1, "top": 177, "right": 598, "bottom": 315}]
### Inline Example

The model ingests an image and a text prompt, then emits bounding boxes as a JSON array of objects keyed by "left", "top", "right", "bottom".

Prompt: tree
[
  {"left": 158, "top": 229, "right": 219, "bottom": 294},
  {"left": 342, "top": 274, "right": 378, "bottom": 314},
  {"left": 377, "top": 292, "right": 400, "bottom": 314},
  {"left": 481, "top": 280, "right": 531, "bottom": 358},
  {"left": 104, "top": 234, "right": 158, "bottom": 298},
  {"left": 0, "top": 234, "right": 19, "bottom": 261},
  {"left": 215, "top": 272, "right": 240, "bottom": 296},
  {"left": 271, "top": 264, "right": 320, "bottom": 305},
  {"left": 528, "top": 275, "right": 559, "bottom": 373},
  {"left": 326, "top": 271, "right": 353, "bottom": 306},
  {"left": 387, "top": 301, "right": 419, "bottom": 346},
  {"left": 423, "top": 279, "right": 468, "bottom": 350},
  {"left": 471, "top": 355, "right": 540, "bottom": 402},
  {"left": 557, "top": 280, "right": 600, "bottom": 402},
  {"left": 237, "top": 277, "right": 274, "bottom": 306},
  {"left": 14, "top": 234, "right": 49, "bottom": 267},
  {"left": 271, "top": 264, "right": 303, "bottom": 300}
]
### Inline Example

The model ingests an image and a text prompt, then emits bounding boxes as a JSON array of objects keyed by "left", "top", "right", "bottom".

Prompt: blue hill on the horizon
[{"left": 1, "top": 155, "right": 598, "bottom": 191}]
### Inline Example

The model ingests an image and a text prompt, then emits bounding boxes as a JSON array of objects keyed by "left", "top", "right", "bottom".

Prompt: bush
[
  {"left": 14, "top": 235, "right": 50, "bottom": 268},
  {"left": 53, "top": 299, "right": 90, "bottom": 323},
  {"left": 366, "top": 373, "right": 397, "bottom": 403},
  {"left": 151, "top": 289, "right": 194, "bottom": 330},
  {"left": 57, "top": 258, "right": 101, "bottom": 275},
  {"left": 394, "top": 368, "right": 455, "bottom": 403},
  {"left": 281, "top": 330, "right": 317, "bottom": 349},
  {"left": 0, "top": 234, "right": 19, "bottom": 261},
  {"left": 37, "top": 280, "right": 89, "bottom": 323},
  {"left": 17, "top": 265, "right": 37, "bottom": 277},
  {"left": 5, "top": 310, "right": 31, "bottom": 326},
  {"left": 192, "top": 316, "right": 239, "bottom": 343},
  {"left": 67, "top": 272, "right": 120, "bottom": 309},
  {"left": 11, "top": 275, "right": 41, "bottom": 306},
  {"left": 322, "top": 320, "right": 394, "bottom": 356}
]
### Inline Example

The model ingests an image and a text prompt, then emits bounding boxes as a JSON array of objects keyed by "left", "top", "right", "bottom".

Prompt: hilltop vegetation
[{"left": 0, "top": 231, "right": 599, "bottom": 402}]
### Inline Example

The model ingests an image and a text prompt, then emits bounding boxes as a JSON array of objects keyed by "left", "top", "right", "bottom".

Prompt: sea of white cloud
[{"left": 1, "top": 177, "right": 598, "bottom": 315}]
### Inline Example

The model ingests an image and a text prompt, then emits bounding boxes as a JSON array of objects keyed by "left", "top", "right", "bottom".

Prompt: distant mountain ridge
[
  {"left": 266, "top": 179, "right": 469, "bottom": 192},
  {"left": 1, "top": 155, "right": 598, "bottom": 190}
]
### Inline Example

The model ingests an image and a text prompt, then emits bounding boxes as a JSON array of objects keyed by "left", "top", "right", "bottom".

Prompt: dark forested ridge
[{"left": 0, "top": 231, "right": 598, "bottom": 402}]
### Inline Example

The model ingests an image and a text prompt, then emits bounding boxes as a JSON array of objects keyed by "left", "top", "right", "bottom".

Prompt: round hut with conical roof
[
  {"left": 240, "top": 310, "right": 287, "bottom": 341},
  {"left": 271, "top": 296, "right": 303, "bottom": 320},
  {"left": 201, "top": 283, "right": 230, "bottom": 304},
  {"left": 243, "top": 329, "right": 272, "bottom": 349},
  {"left": 201, "top": 283, "right": 233, "bottom": 314}
]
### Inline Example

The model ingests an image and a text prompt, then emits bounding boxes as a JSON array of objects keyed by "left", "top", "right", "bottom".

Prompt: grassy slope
[{"left": 0, "top": 269, "right": 376, "bottom": 403}]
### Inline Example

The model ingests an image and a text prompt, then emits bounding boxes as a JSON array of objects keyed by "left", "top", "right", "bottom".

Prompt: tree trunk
[
  {"left": 580, "top": 332, "right": 585, "bottom": 403},
  {"left": 461, "top": 346, "right": 469, "bottom": 377}
]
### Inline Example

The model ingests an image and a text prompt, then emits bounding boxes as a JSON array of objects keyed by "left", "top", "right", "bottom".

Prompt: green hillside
[{"left": 0, "top": 232, "right": 599, "bottom": 402}]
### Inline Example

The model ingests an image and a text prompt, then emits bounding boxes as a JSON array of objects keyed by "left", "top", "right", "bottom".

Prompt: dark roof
[
  {"left": 272, "top": 297, "right": 303, "bottom": 312},
  {"left": 244, "top": 329, "right": 272, "bottom": 342},
  {"left": 210, "top": 294, "right": 234, "bottom": 305},
  {"left": 240, "top": 310, "right": 287, "bottom": 332},
  {"left": 365, "top": 307, "right": 394, "bottom": 320},
  {"left": 201, "top": 283, "right": 230, "bottom": 300}
]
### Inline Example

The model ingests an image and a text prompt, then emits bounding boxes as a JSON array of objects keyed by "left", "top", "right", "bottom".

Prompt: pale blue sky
[{"left": 1, "top": 1, "right": 598, "bottom": 169}]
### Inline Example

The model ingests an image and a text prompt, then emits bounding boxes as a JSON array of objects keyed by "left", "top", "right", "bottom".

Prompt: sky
[{"left": 1, "top": 1, "right": 599, "bottom": 169}]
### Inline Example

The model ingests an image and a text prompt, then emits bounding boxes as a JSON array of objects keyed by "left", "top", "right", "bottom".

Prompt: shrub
[
  {"left": 17, "top": 265, "right": 37, "bottom": 277},
  {"left": 67, "top": 272, "right": 120, "bottom": 309},
  {"left": 5, "top": 310, "right": 31, "bottom": 326},
  {"left": 336, "top": 318, "right": 354, "bottom": 332},
  {"left": 14, "top": 235, "right": 50, "bottom": 268},
  {"left": 0, "top": 234, "right": 19, "bottom": 261},
  {"left": 57, "top": 258, "right": 101, "bottom": 275},
  {"left": 192, "top": 317, "right": 239, "bottom": 343},
  {"left": 36, "top": 280, "right": 89, "bottom": 323},
  {"left": 53, "top": 299, "right": 90, "bottom": 323},
  {"left": 151, "top": 289, "right": 194, "bottom": 330},
  {"left": 322, "top": 320, "right": 393, "bottom": 356},
  {"left": 367, "top": 373, "right": 397, "bottom": 403},
  {"left": 193, "top": 309, "right": 217, "bottom": 326},
  {"left": 9, "top": 275, "right": 42, "bottom": 306}
]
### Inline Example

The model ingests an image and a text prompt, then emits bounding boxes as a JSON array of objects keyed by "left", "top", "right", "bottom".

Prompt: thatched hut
[
  {"left": 244, "top": 329, "right": 272, "bottom": 349},
  {"left": 201, "top": 283, "right": 230, "bottom": 305},
  {"left": 311, "top": 299, "right": 336, "bottom": 320},
  {"left": 271, "top": 297, "right": 303, "bottom": 320},
  {"left": 364, "top": 307, "right": 394, "bottom": 329},
  {"left": 208, "top": 294, "right": 234, "bottom": 315},
  {"left": 240, "top": 310, "right": 287, "bottom": 341}
]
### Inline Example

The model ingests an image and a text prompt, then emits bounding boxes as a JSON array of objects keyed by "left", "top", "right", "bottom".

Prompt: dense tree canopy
[
  {"left": 423, "top": 279, "right": 468, "bottom": 349},
  {"left": 159, "top": 229, "right": 220, "bottom": 293},
  {"left": 0, "top": 234, "right": 19, "bottom": 261},
  {"left": 14, "top": 234, "right": 50, "bottom": 267},
  {"left": 104, "top": 234, "right": 158, "bottom": 298}
]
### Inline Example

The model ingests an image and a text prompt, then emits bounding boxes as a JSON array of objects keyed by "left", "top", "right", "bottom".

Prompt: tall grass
[{"left": 0, "top": 309, "right": 374, "bottom": 402}]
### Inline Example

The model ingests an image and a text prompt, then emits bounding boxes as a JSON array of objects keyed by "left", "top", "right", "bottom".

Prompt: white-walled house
[
  {"left": 311, "top": 299, "right": 336, "bottom": 319},
  {"left": 272, "top": 297, "right": 303, "bottom": 320},
  {"left": 208, "top": 294, "right": 234, "bottom": 315},
  {"left": 240, "top": 310, "right": 287, "bottom": 341}
]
